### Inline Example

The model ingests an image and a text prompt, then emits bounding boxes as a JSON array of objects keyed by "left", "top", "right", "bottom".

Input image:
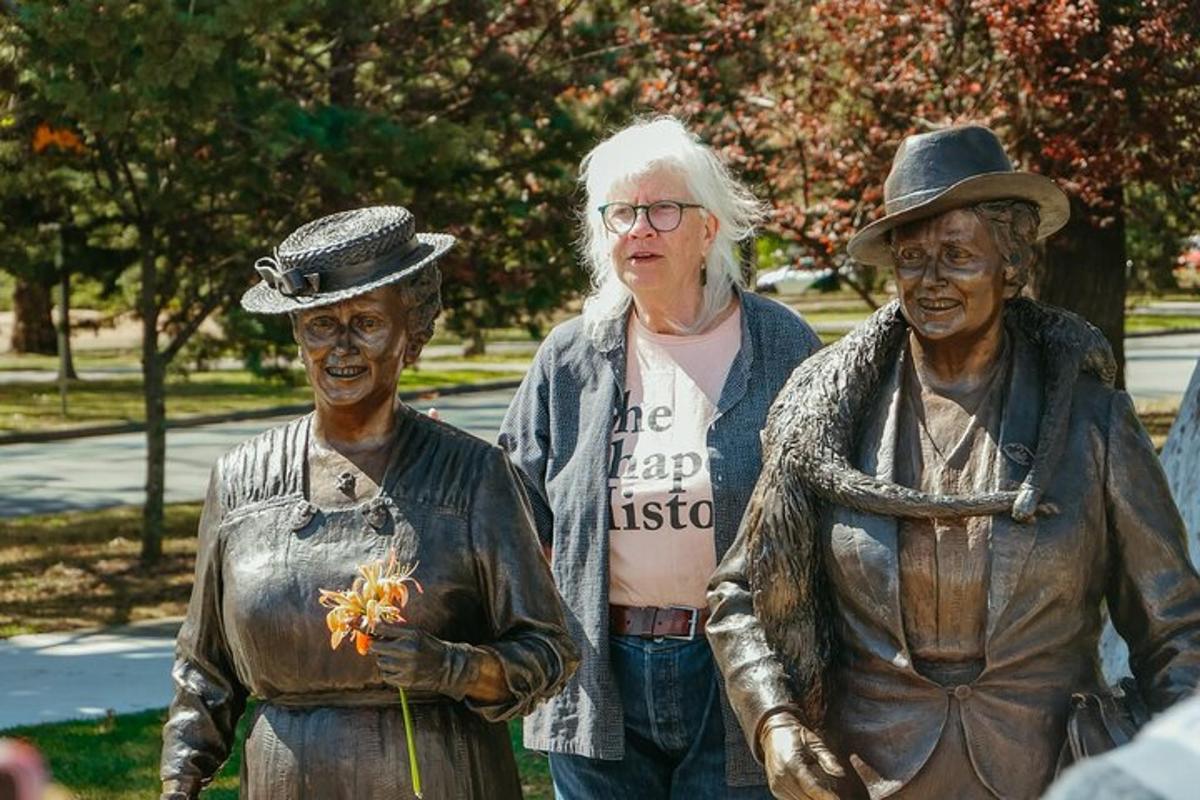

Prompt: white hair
[{"left": 577, "top": 115, "right": 767, "bottom": 335}]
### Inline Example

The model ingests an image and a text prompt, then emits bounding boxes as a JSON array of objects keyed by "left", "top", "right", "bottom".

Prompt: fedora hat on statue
[
  {"left": 847, "top": 125, "right": 1069, "bottom": 267},
  {"left": 241, "top": 205, "right": 455, "bottom": 314}
]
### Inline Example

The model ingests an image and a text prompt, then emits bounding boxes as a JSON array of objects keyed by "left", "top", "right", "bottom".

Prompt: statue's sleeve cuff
[
  {"left": 161, "top": 778, "right": 201, "bottom": 800},
  {"left": 753, "top": 703, "right": 808, "bottom": 763}
]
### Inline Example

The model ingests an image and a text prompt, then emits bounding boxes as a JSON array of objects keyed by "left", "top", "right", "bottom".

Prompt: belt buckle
[{"left": 664, "top": 605, "right": 700, "bottom": 641}]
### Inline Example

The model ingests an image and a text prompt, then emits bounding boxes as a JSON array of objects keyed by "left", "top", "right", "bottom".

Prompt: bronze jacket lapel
[{"left": 986, "top": 330, "right": 1043, "bottom": 641}]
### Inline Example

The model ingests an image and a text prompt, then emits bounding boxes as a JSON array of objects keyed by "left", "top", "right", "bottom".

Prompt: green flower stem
[{"left": 399, "top": 685, "right": 423, "bottom": 798}]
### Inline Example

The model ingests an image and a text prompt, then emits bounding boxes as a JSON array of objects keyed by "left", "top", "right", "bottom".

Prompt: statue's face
[
  {"left": 891, "top": 208, "right": 1015, "bottom": 345},
  {"left": 293, "top": 285, "right": 408, "bottom": 409}
]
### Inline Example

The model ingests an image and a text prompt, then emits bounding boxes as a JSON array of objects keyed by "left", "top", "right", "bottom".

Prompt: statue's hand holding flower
[
  {"left": 318, "top": 550, "right": 425, "bottom": 797},
  {"left": 371, "top": 625, "right": 483, "bottom": 702}
]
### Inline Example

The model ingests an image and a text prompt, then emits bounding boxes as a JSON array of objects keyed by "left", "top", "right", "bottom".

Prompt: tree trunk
[
  {"left": 841, "top": 263, "right": 881, "bottom": 311},
  {"left": 56, "top": 232, "right": 77, "bottom": 381},
  {"left": 10, "top": 277, "right": 56, "bottom": 354},
  {"left": 1032, "top": 189, "right": 1127, "bottom": 387},
  {"left": 139, "top": 239, "right": 166, "bottom": 564},
  {"left": 462, "top": 327, "right": 486, "bottom": 357}
]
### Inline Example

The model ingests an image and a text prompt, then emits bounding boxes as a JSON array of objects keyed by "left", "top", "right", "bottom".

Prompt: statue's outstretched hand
[{"left": 760, "top": 713, "right": 845, "bottom": 800}]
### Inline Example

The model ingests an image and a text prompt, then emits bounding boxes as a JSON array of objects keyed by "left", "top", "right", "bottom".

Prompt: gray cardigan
[{"left": 498, "top": 290, "right": 820, "bottom": 785}]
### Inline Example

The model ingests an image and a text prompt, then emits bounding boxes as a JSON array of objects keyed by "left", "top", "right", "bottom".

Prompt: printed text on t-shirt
[{"left": 608, "top": 389, "right": 714, "bottom": 531}]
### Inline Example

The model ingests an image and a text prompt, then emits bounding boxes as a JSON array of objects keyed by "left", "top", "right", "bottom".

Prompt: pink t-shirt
[{"left": 608, "top": 303, "right": 742, "bottom": 609}]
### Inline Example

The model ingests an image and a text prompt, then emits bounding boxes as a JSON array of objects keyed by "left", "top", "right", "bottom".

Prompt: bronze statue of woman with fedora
[
  {"left": 706, "top": 126, "right": 1200, "bottom": 799},
  {"left": 159, "top": 206, "right": 578, "bottom": 799}
]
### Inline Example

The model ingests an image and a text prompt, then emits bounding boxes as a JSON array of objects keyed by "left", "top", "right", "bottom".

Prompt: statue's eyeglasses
[{"left": 598, "top": 200, "right": 705, "bottom": 235}]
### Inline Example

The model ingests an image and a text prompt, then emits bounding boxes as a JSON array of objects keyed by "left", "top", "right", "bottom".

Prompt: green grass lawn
[
  {"left": 1124, "top": 291, "right": 1200, "bottom": 307},
  {"left": 0, "top": 324, "right": 542, "bottom": 372},
  {"left": 0, "top": 348, "right": 143, "bottom": 372},
  {"left": 1125, "top": 313, "right": 1200, "bottom": 334},
  {"left": 0, "top": 708, "right": 551, "bottom": 799},
  {"left": 793, "top": 308, "right": 873, "bottom": 326},
  {"left": 0, "top": 367, "right": 520, "bottom": 434}
]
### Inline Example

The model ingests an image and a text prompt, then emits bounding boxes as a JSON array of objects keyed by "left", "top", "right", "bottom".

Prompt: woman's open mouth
[
  {"left": 628, "top": 251, "right": 662, "bottom": 264},
  {"left": 325, "top": 365, "right": 368, "bottom": 379}
]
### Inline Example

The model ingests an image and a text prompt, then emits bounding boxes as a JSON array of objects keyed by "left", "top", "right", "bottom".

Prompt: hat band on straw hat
[{"left": 254, "top": 237, "right": 423, "bottom": 299}]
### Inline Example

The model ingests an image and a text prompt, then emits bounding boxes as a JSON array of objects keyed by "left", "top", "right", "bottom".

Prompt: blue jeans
[{"left": 549, "top": 635, "right": 771, "bottom": 800}]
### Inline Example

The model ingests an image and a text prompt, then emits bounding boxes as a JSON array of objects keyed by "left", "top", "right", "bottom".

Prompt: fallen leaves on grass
[{"left": 0, "top": 505, "right": 202, "bottom": 638}]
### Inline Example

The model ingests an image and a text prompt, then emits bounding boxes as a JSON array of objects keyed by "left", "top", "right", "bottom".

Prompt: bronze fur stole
[{"left": 745, "top": 297, "right": 1115, "bottom": 727}]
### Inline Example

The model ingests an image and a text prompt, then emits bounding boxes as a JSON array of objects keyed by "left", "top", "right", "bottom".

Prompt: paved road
[
  {"left": 0, "top": 388, "right": 516, "bottom": 518},
  {"left": 1126, "top": 332, "right": 1200, "bottom": 400},
  {"left": 0, "top": 619, "right": 180, "bottom": 730}
]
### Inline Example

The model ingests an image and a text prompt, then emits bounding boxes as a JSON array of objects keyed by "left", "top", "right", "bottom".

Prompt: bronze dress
[{"left": 160, "top": 408, "right": 578, "bottom": 799}]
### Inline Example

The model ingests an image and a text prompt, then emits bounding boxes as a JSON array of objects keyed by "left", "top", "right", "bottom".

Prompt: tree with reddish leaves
[{"left": 620, "top": 0, "right": 1200, "bottom": 382}]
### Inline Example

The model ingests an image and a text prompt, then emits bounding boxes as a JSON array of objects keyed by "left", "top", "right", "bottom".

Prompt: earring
[{"left": 700, "top": 261, "right": 707, "bottom": 286}]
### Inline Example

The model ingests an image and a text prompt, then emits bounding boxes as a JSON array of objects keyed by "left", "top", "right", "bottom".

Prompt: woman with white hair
[{"left": 499, "top": 117, "right": 821, "bottom": 798}]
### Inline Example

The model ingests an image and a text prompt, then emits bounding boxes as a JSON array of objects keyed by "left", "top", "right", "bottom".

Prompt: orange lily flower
[{"left": 318, "top": 550, "right": 423, "bottom": 655}]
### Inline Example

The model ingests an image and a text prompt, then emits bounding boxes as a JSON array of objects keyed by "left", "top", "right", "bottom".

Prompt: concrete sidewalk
[{"left": 0, "top": 618, "right": 181, "bottom": 731}]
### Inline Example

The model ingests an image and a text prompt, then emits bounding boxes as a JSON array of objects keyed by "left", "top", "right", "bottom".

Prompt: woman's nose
[{"left": 627, "top": 209, "right": 657, "bottom": 238}]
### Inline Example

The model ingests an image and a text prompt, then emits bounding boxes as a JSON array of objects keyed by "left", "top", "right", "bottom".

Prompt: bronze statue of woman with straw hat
[
  {"left": 160, "top": 206, "right": 578, "bottom": 799},
  {"left": 706, "top": 126, "right": 1200, "bottom": 799}
]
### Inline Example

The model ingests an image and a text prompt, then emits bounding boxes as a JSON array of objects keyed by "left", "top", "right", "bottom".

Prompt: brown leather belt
[{"left": 609, "top": 603, "right": 709, "bottom": 640}]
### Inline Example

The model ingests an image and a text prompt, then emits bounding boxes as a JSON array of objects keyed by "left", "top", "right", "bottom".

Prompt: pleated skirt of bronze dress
[{"left": 240, "top": 701, "right": 522, "bottom": 799}]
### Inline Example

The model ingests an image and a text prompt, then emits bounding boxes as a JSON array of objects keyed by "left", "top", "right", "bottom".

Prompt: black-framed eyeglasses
[{"left": 597, "top": 200, "right": 705, "bottom": 235}]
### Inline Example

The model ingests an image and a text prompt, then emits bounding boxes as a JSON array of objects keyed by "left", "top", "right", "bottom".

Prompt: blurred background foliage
[
  {"left": 1, "top": 1, "right": 1195, "bottom": 359},
  {"left": 1, "top": 0, "right": 1197, "bottom": 358}
]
